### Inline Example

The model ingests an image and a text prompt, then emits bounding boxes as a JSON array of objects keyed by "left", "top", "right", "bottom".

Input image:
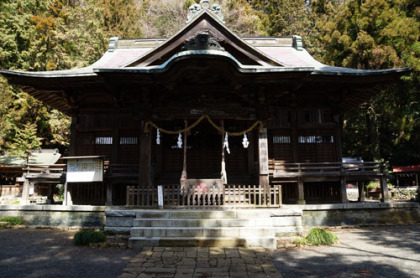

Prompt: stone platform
[{"left": 119, "top": 246, "right": 281, "bottom": 278}]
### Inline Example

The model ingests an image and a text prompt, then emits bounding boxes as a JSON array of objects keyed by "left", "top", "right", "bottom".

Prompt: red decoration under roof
[{"left": 392, "top": 165, "right": 420, "bottom": 173}]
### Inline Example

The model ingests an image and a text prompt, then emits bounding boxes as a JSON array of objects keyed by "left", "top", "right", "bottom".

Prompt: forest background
[{"left": 0, "top": 0, "right": 419, "bottom": 166}]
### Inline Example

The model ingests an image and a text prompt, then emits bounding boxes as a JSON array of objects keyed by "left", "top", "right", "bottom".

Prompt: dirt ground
[{"left": 0, "top": 228, "right": 137, "bottom": 278}]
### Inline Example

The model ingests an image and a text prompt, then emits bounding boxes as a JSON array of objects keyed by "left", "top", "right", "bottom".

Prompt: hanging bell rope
[{"left": 144, "top": 114, "right": 263, "bottom": 136}]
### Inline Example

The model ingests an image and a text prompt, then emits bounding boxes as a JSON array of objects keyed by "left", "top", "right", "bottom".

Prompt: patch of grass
[
  {"left": 0, "top": 216, "right": 24, "bottom": 226},
  {"left": 294, "top": 228, "right": 339, "bottom": 246},
  {"left": 74, "top": 230, "right": 106, "bottom": 246}
]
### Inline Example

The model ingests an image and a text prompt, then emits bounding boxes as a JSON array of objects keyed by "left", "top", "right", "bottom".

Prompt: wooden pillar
[
  {"left": 156, "top": 130, "right": 163, "bottom": 178},
  {"left": 258, "top": 128, "right": 269, "bottom": 188},
  {"left": 69, "top": 116, "right": 78, "bottom": 156},
  {"left": 358, "top": 181, "right": 366, "bottom": 202},
  {"left": 247, "top": 131, "right": 255, "bottom": 175},
  {"left": 380, "top": 176, "right": 389, "bottom": 202},
  {"left": 334, "top": 112, "right": 343, "bottom": 162},
  {"left": 416, "top": 173, "right": 419, "bottom": 187},
  {"left": 139, "top": 125, "right": 152, "bottom": 187},
  {"left": 106, "top": 128, "right": 120, "bottom": 205},
  {"left": 297, "top": 178, "right": 305, "bottom": 204},
  {"left": 180, "top": 122, "right": 188, "bottom": 188},
  {"left": 340, "top": 177, "right": 348, "bottom": 203},
  {"left": 291, "top": 110, "right": 298, "bottom": 162}
]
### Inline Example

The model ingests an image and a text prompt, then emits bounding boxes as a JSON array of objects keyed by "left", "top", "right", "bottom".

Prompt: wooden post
[
  {"left": 340, "top": 177, "right": 348, "bottom": 203},
  {"left": 106, "top": 183, "right": 113, "bottom": 206},
  {"left": 297, "top": 178, "right": 305, "bottom": 204},
  {"left": 258, "top": 128, "right": 269, "bottom": 189},
  {"left": 63, "top": 182, "right": 73, "bottom": 206},
  {"left": 139, "top": 125, "right": 152, "bottom": 188},
  {"left": 380, "top": 176, "right": 389, "bottom": 202},
  {"left": 47, "top": 184, "right": 54, "bottom": 204},
  {"left": 416, "top": 173, "right": 419, "bottom": 187},
  {"left": 358, "top": 181, "right": 365, "bottom": 202},
  {"left": 21, "top": 179, "right": 30, "bottom": 205},
  {"left": 379, "top": 163, "right": 389, "bottom": 202}
]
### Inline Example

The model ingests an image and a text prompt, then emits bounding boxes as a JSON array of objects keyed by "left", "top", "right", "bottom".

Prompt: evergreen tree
[{"left": 313, "top": 0, "right": 420, "bottom": 164}]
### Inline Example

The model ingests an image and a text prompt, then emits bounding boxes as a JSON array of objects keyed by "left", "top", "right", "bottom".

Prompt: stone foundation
[
  {"left": 0, "top": 205, "right": 118, "bottom": 228},
  {"left": 283, "top": 202, "right": 420, "bottom": 226}
]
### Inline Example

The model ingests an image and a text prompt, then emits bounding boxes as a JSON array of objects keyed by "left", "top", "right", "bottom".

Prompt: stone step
[
  {"left": 131, "top": 227, "right": 275, "bottom": 238},
  {"left": 128, "top": 236, "right": 276, "bottom": 249},
  {"left": 107, "top": 209, "right": 304, "bottom": 249},
  {"left": 274, "top": 225, "right": 304, "bottom": 236},
  {"left": 134, "top": 209, "right": 302, "bottom": 220},
  {"left": 133, "top": 215, "right": 302, "bottom": 228},
  {"left": 132, "top": 218, "right": 274, "bottom": 228}
]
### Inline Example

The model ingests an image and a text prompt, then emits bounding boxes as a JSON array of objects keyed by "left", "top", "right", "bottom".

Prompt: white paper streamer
[
  {"left": 177, "top": 133, "right": 183, "bottom": 149},
  {"left": 242, "top": 133, "right": 249, "bottom": 148},
  {"left": 156, "top": 129, "right": 161, "bottom": 145},
  {"left": 223, "top": 133, "right": 230, "bottom": 154}
]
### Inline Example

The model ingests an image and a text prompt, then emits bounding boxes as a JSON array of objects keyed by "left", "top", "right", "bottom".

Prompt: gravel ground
[
  {"left": 273, "top": 224, "right": 420, "bottom": 278},
  {"left": 0, "top": 228, "right": 137, "bottom": 278}
]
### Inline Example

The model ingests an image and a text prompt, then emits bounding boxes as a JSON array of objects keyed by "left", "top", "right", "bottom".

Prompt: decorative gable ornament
[
  {"left": 181, "top": 33, "right": 225, "bottom": 51},
  {"left": 187, "top": 0, "right": 225, "bottom": 23}
]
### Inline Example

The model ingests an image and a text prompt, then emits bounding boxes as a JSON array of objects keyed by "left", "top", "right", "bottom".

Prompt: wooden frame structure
[{"left": 1, "top": 1, "right": 408, "bottom": 206}]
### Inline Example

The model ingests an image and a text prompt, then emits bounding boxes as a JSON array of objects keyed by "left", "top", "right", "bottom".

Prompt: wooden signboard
[
  {"left": 259, "top": 129, "right": 269, "bottom": 175},
  {"left": 65, "top": 156, "right": 104, "bottom": 183}
]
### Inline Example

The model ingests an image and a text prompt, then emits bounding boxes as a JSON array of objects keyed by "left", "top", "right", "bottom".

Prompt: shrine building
[{"left": 1, "top": 1, "right": 408, "bottom": 207}]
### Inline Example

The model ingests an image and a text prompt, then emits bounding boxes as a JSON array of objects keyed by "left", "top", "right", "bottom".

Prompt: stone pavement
[{"left": 119, "top": 247, "right": 281, "bottom": 278}]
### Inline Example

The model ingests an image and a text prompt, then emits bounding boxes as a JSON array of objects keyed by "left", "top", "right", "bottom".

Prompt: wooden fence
[{"left": 126, "top": 184, "right": 282, "bottom": 208}]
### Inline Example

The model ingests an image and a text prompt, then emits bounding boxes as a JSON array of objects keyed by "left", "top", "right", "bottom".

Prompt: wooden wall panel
[{"left": 268, "top": 128, "right": 293, "bottom": 163}]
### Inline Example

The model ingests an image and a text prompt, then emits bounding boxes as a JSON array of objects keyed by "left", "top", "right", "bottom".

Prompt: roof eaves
[
  {"left": 311, "top": 67, "right": 411, "bottom": 76},
  {"left": 95, "top": 50, "right": 314, "bottom": 75},
  {"left": 0, "top": 69, "right": 97, "bottom": 78}
]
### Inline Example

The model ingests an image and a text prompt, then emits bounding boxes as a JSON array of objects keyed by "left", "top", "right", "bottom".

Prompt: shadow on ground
[
  {"left": 0, "top": 228, "right": 137, "bottom": 278},
  {"left": 273, "top": 224, "right": 420, "bottom": 278}
]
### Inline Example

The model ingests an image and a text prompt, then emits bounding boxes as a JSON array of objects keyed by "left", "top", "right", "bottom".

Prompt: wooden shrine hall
[{"left": 1, "top": 1, "right": 408, "bottom": 207}]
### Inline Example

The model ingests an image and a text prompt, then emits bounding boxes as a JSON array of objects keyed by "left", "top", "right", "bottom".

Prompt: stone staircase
[{"left": 105, "top": 209, "right": 303, "bottom": 249}]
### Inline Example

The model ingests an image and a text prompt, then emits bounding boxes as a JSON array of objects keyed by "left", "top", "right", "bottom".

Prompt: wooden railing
[
  {"left": 269, "top": 160, "right": 385, "bottom": 179},
  {"left": 126, "top": 184, "right": 281, "bottom": 208}
]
